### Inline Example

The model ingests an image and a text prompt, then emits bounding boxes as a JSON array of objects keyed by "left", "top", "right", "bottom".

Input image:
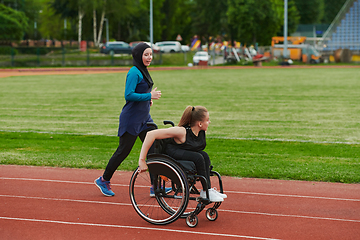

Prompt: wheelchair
[{"left": 129, "top": 121, "right": 224, "bottom": 227}]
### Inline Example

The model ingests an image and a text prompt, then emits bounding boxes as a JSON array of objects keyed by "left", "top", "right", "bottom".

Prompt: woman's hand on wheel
[
  {"left": 151, "top": 87, "right": 161, "bottom": 100},
  {"left": 138, "top": 159, "right": 148, "bottom": 172}
]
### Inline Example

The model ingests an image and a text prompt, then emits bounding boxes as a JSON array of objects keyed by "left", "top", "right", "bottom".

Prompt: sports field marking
[
  {"left": 220, "top": 209, "right": 360, "bottom": 223},
  {"left": 0, "top": 216, "right": 280, "bottom": 240},
  {"left": 2, "top": 176, "right": 359, "bottom": 202},
  {"left": 2, "top": 129, "right": 360, "bottom": 145},
  {"left": 0, "top": 194, "right": 132, "bottom": 206},
  {"left": 225, "top": 190, "right": 360, "bottom": 202},
  {"left": 1, "top": 194, "right": 359, "bottom": 223},
  {"left": 0, "top": 177, "right": 128, "bottom": 187}
]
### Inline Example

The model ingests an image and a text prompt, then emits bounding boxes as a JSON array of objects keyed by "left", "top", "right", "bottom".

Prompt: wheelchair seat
[{"left": 176, "top": 160, "right": 196, "bottom": 175}]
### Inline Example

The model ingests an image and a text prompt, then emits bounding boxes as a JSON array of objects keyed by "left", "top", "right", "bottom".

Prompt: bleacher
[{"left": 323, "top": 0, "right": 360, "bottom": 51}]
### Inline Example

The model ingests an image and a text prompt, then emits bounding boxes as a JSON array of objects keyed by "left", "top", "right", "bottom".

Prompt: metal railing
[{"left": 0, "top": 46, "right": 195, "bottom": 68}]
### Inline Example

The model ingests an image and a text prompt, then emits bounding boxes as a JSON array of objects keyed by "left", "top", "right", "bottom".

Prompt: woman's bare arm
[{"left": 138, "top": 127, "right": 185, "bottom": 172}]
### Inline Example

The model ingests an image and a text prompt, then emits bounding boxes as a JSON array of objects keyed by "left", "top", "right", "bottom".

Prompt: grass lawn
[{"left": 1, "top": 67, "right": 359, "bottom": 183}]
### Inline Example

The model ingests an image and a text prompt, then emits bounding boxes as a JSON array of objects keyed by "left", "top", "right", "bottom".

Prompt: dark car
[{"left": 100, "top": 41, "right": 132, "bottom": 55}]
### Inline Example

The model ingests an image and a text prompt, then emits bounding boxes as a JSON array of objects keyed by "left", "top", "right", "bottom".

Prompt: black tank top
[{"left": 167, "top": 126, "right": 206, "bottom": 152}]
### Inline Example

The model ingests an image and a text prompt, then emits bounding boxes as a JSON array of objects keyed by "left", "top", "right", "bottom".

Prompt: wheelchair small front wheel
[
  {"left": 186, "top": 214, "right": 198, "bottom": 228},
  {"left": 206, "top": 208, "right": 218, "bottom": 221}
]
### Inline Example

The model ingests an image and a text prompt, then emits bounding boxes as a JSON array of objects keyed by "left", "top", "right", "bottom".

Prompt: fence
[
  {"left": 0, "top": 46, "right": 196, "bottom": 67},
  {"left": 0, "top": 46, "right": 163, "bottom": 67}
]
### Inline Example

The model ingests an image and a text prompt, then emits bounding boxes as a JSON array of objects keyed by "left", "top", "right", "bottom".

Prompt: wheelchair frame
[{"left": 129, "top": 121, "right": 224, "bottom": 227}]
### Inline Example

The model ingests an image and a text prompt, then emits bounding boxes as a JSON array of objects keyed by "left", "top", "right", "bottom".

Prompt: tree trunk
[
  {"left": 96, "top": 5, "right": 106, "bottom": 45},
  {"left": 93, "top": 9, "right": 97, "bottom": 47},
  {"left": 78, "top": 7, "right": 85, "bottom": 49}
]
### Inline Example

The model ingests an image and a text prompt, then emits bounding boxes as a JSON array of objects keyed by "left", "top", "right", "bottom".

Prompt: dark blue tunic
[{"left": 117, "top": 66, "right": 153, "bottom": 137}]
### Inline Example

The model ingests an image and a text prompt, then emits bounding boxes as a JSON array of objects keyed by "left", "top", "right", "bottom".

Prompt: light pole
[
  {"left": 150, "top": 0, "right": 154, "bottom": 49},
  {"left": 104, "top": 18, "right": 109, "bottom": 43},
  {"left": 283, "top": 0, "right": 288, "bottom": 58}
]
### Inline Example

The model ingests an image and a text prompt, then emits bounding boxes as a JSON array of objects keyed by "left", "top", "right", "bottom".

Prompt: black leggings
[
  {"left": 102, "top": 126, "right": 156, "bottom": 181},
  {"left": 165, "top": 146, "right": 211, "bottom": 191}
]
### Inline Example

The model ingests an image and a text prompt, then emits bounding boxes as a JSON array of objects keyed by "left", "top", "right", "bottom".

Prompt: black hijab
[{"left": 132, "top": 42, "right": 153, "bottom": 88}]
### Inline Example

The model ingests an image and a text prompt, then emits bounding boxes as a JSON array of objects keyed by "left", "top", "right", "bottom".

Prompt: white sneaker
[
  {"left": 200, "top": 189, "right": 224, "bottom": 202},
  {"left": 211, "top": 188, "right": 227, "bottom": 199}
]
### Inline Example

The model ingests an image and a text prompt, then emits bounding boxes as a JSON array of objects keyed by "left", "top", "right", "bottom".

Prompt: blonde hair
[{"left": 178, "top": 106, "right": 208, "bottom": 127}]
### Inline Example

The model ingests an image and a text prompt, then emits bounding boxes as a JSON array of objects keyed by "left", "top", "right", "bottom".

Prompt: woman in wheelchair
[{"left": 138, "top": 106, "right": 227, "bottom": 202}]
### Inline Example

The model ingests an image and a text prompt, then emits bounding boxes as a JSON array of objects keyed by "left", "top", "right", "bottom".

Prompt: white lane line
[
  {"left": 1, "top": 177, "right": 359, "bottom": 202},
  {"left": 220, "top": 209, "right": 360, "bottom": 223},
  {"left": 0, "top": 177, "right": 129, "bottom": 187},
  {"left": 1, "top": 194, "right": 359, "bottom": 223},
  {"left": 0, "top": 216, "right": 281, "bottom": 240},
  {"left": 226, "top": 190, "right": 360, "bottom": 202},
  {"left": 0, "top": 194, "right": 131, "bottom": 206}
]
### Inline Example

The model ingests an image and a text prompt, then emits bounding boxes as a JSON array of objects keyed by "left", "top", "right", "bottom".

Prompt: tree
[
  {"left": 153, "top": 0, "right": 190, "bottom": 41},
  {"left": 322, "top": 0, "right": 347, "bottom": 24},
  {"left": 164, "top": 0, "right": 194, "bottom": 44},
  {"left": 107, "top": 0, "right": 146, "bottom": 42},
  {"left": 227, "top": 0, "right": 280, "bottom": 46},
  {"left": 192, "top": 0, "right": 228, "bottom": 47},
  {"left": 51, "top": 0, "right": 91, "bottom": 47},
  {"left": 0, "top": 3, "right": 28, "bottom": 41},
  {"left": 272, "top": 0, "right": 300, "bottom": 36},
  {"left": 92, "top": 0, "right": 131, "bottom": 46},
  {"left": 38, "top": 1, "right": 69, "bottom": 40},
  {"left": 105, "top": 0, "right": 167, "bottom": 43},
  {"left": 294, "top": 0, "right": 324, "bottom": 24},
  {"left": 91, "top": 0, "right": 105, "bottom": 47}
]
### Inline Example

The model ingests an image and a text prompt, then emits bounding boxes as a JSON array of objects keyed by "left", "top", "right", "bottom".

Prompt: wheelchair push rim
[{"left": 129, "top": 157, "right": 189, "bottom": 225}]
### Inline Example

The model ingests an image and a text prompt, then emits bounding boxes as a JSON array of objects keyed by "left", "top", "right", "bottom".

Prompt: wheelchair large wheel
[{"left": 129, "top": 155, "right": 189, "bottom": 225}]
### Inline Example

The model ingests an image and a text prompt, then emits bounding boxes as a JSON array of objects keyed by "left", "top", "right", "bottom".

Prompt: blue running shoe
[
  {"left": 95, "top": 177, "right": 115, "bottom": 197},
  {"left": 150, "top": 186, "right": 172, "bottom": 197}
]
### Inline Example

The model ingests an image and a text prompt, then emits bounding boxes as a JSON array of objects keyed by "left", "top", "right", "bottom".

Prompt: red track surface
[
  {"left": 1, "top": 65, "right": 359, "bottom": 78},
  {"left": 1, "top": 165, "right": 359, "bottom": 240}
]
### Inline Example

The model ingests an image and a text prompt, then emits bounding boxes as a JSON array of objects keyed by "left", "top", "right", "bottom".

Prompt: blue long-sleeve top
[
  {"left": 118, "top": 66, "right": 153, "bottom": 137},
  {"left": 124, "top": 67, "right": 152, "bottom": 101}
]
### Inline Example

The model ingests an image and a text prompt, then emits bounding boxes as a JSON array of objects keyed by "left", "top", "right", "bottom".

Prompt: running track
[{"left": 1, "top": 165, "right": 359, "bottom": 240}]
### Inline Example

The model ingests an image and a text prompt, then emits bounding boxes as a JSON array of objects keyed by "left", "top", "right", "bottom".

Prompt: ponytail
[{"left": 178, "top": 106, "right": 208, "bottom": 127}]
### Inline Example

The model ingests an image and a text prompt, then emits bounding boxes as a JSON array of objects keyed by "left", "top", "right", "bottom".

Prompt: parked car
[
  {"left": 100, "top": 41, "right": 132, "bottom": 55},
  {"left": 129, "top": 41, "right": 142, "bottom": 48},
  {"left": 145, "top": 42, "right": 161, "bottom": 53},
  {"left": 181, "top": 45, "right": 190, "bottom": 52},
  {"left": 155, "top": 41, "right": 182, "bottom": 53},
  {"left": 193, "top": 51, "right": 211, "bottom": 65},
  {"left": 129, "top": 41, "right": 161, "bottom": 53}
]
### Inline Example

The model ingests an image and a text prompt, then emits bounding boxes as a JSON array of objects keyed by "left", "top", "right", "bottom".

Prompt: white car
[
  {"left": 193, "top": 51, "right": 211, "bottom": 65},
  {"left": 144, "top": 42, "right": 161, "bottom": 53},
  {"left": 155, "top": 41, "right": 182, "bottom": 53},
  {"left": 181, "top": 45, "right": 190, "bottom": 52}
]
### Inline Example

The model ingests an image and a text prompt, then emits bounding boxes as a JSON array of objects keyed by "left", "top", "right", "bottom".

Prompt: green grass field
[{"left": 1, "top": 67, "right": 359, "bottom": 183}]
